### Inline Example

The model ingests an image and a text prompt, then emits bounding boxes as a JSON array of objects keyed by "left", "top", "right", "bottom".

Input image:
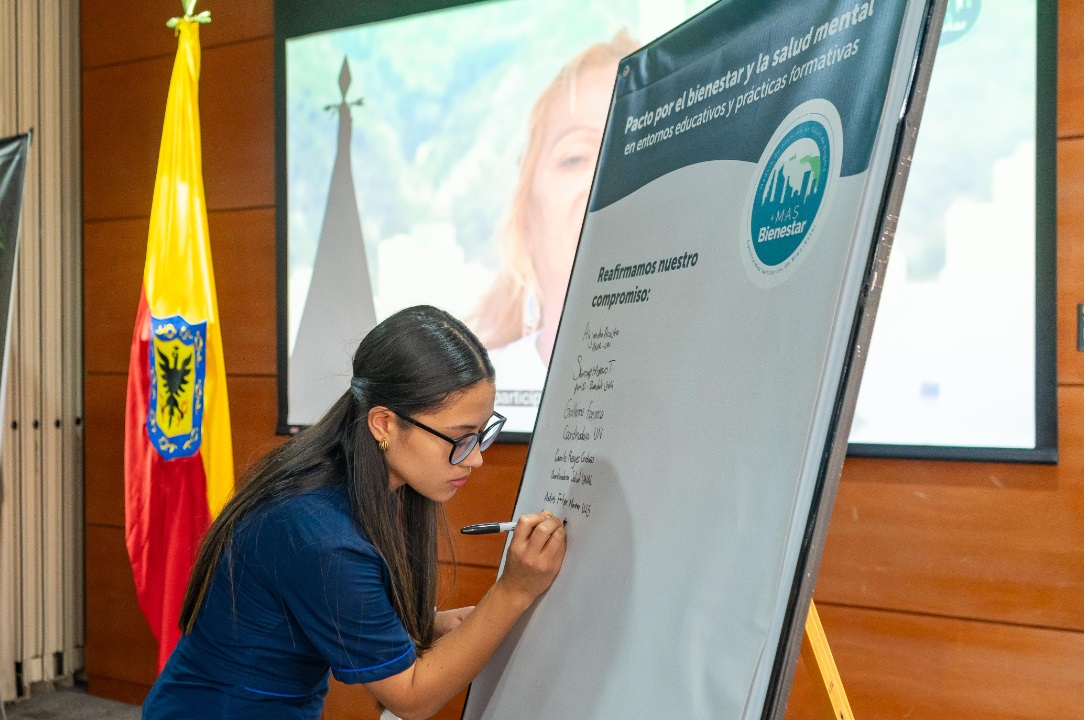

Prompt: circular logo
[
  {"left": 940, "top": 0, "right": 981, "bottom": 46},
  {"left": 742, "top": 100, "right": 842, "bottom": 287}
]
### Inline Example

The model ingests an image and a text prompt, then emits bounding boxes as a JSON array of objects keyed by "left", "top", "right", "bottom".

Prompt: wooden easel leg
[{"left": 800, "top": 601, "right": 855, "bottom": 720}]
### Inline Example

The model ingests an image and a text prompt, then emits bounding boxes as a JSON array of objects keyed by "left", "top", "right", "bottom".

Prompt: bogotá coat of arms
[{"left": 147, "top": 315, "right": 206, "bottom": 460}]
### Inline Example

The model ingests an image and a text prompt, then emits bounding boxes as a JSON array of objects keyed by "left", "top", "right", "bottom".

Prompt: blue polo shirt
[{"left": 143, "top": 485, "right": 417, "bottom": 719}]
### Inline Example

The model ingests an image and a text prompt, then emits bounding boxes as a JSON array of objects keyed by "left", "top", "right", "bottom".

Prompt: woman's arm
[{"left": 365, "top": 511, "right": 565, "bottom": 720}]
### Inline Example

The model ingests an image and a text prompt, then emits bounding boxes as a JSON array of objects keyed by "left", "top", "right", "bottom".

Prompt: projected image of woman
[{"left": 469, "top": 32, "right": 638, "bottom": 395}]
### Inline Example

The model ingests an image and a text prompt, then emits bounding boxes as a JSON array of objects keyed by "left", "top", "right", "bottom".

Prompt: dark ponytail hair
[{"left": 179, "top": 305, "right": 494, "bottom": 651}]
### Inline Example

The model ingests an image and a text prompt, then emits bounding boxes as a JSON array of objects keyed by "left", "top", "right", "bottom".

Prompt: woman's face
[
  {"left": 527, "top": 63, "right": 617, "bottom": 312},
  {"left": 384, "top": 380, "right": 497, "bottom": 503}
]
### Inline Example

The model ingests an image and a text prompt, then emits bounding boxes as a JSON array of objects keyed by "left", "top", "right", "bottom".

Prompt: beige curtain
[{"left": 0, "top": 0, "right": 83, "bottom": 703}]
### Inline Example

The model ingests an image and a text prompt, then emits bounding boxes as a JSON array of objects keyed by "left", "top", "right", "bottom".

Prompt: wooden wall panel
[
  {"left": 81, "top": 0, "right": 273, "bottom": 70},
  {"left": 817, "top": 388, "right": 1084, "bottom": 630},
  {"left": 228, "top": 376, "right": 286, "bottom": 477},
  {"left": 84, "top": 374, "right": 127, "bottom": 528},
  {"left": 321, "top": 680, "right": 382, "bottom": 720},
  {"left": 1057, "top": 138, "right": 1084, "bottom": 384},
  {"left": 83, "top": 39, "right": 273, "bottom": 223},
  {"left": 82, "top": 55, "right": 171, "bottom": 222},
  {"left": 438, "top": 564, "right": 499, "bottom": 611},
  {"left": 83, "top": 218, "right": 146, "bottom": 374},
  {"left": 84, "top": 525, "right": 158, "bottom": 692},
  {"left": 433, "top": 690, "right": 471, "bottom": 720},
  {"left": 1059, "top": 0, "right": 1084, "bottom": 139},
  {"left": 209, "top": 209, "right": 278, "bottom": 376},
  {"left": 786, "top": 603, "right": 1084, "bottom": 720},
  {"left": 199, "top": 39, "right": 275, "bottom": 211}
]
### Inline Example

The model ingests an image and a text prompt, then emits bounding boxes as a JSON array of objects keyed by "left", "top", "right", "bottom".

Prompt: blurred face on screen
[
  {"left": 466, "top": 32, "right": 637, "bottom": 363},
  {"left": 526, "top": 63, "right": 616, "bottom": 361}
]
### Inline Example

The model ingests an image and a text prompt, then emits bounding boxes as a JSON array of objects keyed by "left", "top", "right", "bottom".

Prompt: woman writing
[{"left": 142, "top": 305, "right": 566, "bottom": 720}]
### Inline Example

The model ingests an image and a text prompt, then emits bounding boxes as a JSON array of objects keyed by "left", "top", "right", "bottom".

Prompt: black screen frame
[{"left": 845, "top": 0, "right": 1058, "bottom": 464}]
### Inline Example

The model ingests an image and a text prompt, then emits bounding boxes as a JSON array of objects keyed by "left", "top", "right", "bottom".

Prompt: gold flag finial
[{"left": 167, "top": 0, "right": 211, "bottom": 28}]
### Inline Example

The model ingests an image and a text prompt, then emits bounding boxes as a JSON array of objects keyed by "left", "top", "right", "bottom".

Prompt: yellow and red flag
[{"left": 124, "top": 16, "right": 233, "bottom": 671}]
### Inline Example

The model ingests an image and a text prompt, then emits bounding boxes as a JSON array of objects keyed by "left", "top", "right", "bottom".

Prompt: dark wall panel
[
  {"left": 227, "top": 376, "right": 287, "bottom": 477},
  {"left": 207, "top": 209, "right": 278, "bottom": 376},
  {"left": 82, "top": 55, "right": 171, "bottom": 222},
  {"left": 81, "top": 0, "right": 274, "bottom": 70},
  {"left": 84, "top": 373, "right": 127, "bottom": 528},
  {"left": 1059, "top": 1, "right": 1084, "bottom": 139},
  {"left": 817, "top": 388, "right": 1084, "bottom": 631},
  {"left": 786, "top": 603, "right": 1084, "bottom": 720},
  {"left": 199, "top": 39, "right": 276, "bottom": 211},
  {"left": 83, "top": 40, "right": 273, "bottom": 223},
  {"left": 83, "top": 218, "right": 147, "bottom": 374},
  {"left": 85, "top": 525, "right": 158, "bottom": 691}
]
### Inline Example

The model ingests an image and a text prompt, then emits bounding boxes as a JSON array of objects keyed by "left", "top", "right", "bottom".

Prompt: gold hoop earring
[{"left": 379, "top": 438, "right": 389, "bottom": 452}]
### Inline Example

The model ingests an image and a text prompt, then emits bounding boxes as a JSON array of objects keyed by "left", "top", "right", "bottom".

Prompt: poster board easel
[{"left": 462, "top": 0, "right": 945, "bottom": 716}]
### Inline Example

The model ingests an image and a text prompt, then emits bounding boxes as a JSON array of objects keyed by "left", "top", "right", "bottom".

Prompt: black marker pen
[{"left": 460, "top": 518, "right": 567, "bottom": 534}]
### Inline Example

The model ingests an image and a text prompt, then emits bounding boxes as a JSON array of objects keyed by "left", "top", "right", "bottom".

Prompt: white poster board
[{"left": 464, "top": 0, "right": 943, "bottom": 717}]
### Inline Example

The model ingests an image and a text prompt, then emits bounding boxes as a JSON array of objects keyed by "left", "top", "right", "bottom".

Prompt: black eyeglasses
[{"left": 393, "top": 411, "right": 506, "bottom": 465}]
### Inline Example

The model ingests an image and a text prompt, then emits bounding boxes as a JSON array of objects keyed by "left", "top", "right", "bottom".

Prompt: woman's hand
[
  {"left": 434, "top": 607, "right": 474, "bottom": 639},
  {"left": 365, "top": 511, "right": 565, "bottom": 720},
  {"left": 497, "top": 511, "right": 566, "bottom": 607}
]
